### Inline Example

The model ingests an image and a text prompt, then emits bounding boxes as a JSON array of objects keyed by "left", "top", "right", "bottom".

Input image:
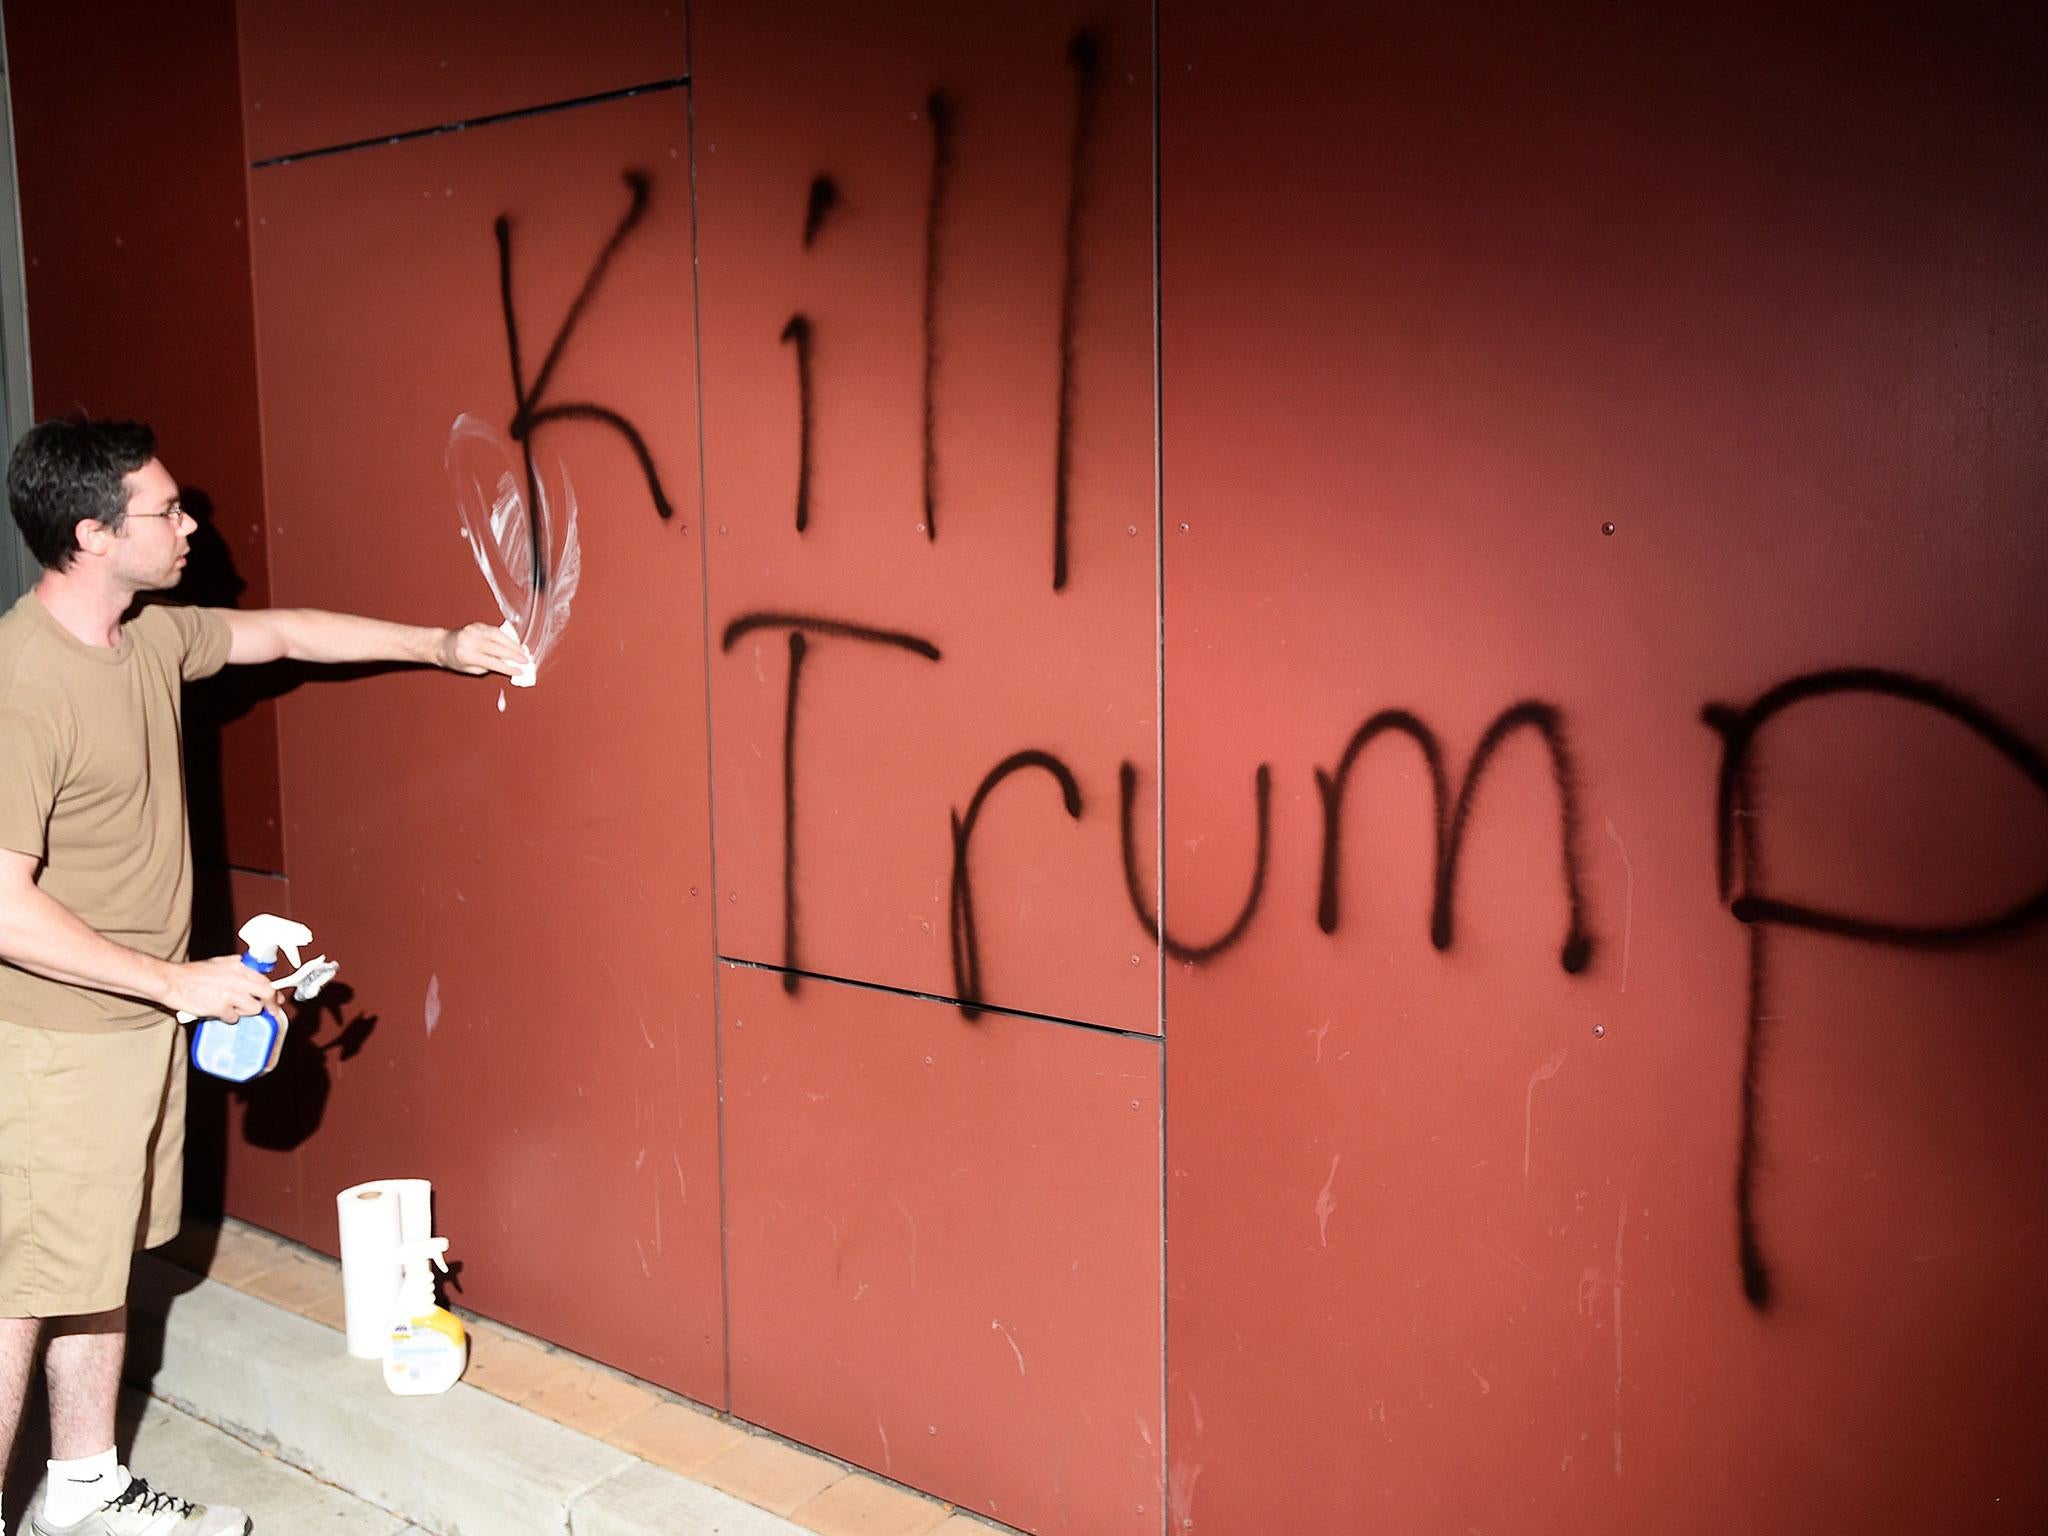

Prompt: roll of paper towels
[{"left": 336, "top": 1179, "right": 433, "bottom": 1359}]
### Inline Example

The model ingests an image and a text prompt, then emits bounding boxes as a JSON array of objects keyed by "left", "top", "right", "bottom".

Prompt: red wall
[
  {"left": 9, "top": 2, "right": 2045, "bottom": 1532},
  {"left": 1161, "top": 6, "right": 2047, "bottom": 1533}
]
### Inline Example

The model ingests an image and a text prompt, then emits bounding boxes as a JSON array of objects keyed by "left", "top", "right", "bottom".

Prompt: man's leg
[
  {"left": 0, "top": 1019, "right": 52, "bottom": 1488},
  {"left": 0, "top": 1314, "right": 44, "bottom": 1487},
  {"left": 41, "top": 1309, "right": 122, "bottom": 1461},
  {"left": 30, "top": 1309, "right": 127, "bottom": 1528}
]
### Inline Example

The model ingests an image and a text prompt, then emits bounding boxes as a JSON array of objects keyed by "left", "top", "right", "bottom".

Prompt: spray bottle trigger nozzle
[
  {"left": 237, "top": 914, "right": 313, "bottom": 968},
  {"left": 398, "top": 1236, "right": 451, "bottom": 1274}
]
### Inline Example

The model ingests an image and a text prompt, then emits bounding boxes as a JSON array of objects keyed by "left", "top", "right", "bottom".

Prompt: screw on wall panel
[
  {"left": 1601, "top": 522, "right": 1616, "bottom": 535},
  {"left": 1593, "top": 1024, "right": 1606, "bottom": 1037}
]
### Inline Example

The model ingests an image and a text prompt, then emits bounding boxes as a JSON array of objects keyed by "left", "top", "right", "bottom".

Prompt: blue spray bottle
[{"left": 180, "top": 914, "right": 338, "bottom": 1083}]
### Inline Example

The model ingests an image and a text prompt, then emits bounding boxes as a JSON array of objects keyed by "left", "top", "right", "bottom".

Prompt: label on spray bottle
[
  {"left": 386, "top": 1311, "right": 469, "bottom": 1392},
  {"left": 191, "top": 951, "right": 286, "bottom": 1083}
]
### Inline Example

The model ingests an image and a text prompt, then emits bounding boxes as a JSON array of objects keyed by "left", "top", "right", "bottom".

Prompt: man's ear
[{"left": 72, "top": 519, "right": 110, "bottom": 558}]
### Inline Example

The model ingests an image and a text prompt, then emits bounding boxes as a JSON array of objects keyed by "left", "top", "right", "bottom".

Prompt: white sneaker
[{"left": 31, "top": 1473, "right": 250, "bottom": 1536}]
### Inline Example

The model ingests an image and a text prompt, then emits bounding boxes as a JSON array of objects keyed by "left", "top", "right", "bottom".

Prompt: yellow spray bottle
[{"left": 382, "top": 1237, "right": 467, "bottom": 1395}]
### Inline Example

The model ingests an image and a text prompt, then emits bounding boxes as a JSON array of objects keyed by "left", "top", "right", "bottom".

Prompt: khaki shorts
[{"left": 0, "top": 1016, "right": 185, "bottom": 1317}]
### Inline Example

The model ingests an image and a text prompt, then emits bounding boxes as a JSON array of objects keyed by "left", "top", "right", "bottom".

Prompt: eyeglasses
[{"left": 124, "top": 504, "right": 189, "bottom": 523}]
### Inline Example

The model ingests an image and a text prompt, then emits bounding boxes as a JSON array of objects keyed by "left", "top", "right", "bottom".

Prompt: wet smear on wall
[{"left": 447, "top": 414, "right": 581, "bottom": 679}]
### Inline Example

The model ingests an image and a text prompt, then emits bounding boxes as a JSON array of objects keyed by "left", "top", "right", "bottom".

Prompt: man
[{"left": 0, "top": 419, "right": 525, "bottom": 1536}]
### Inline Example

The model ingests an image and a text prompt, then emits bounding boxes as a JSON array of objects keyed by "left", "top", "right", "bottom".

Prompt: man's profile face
[{"left": 106, "top": 458, "right": 192, "bottom": 591}]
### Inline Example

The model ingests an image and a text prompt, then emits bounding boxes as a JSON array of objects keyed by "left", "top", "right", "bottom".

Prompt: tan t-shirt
[{"left": 0, "top": 591, "right": 232, "bottom": 1031}]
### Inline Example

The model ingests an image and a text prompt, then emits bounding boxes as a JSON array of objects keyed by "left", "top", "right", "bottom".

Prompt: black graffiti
[
  {"left": 1703, "top": 667, "right": 2048, "bottom": 1309},
  {"left": 949, "top": 752, "right": 1084, "bottom": 1019},
  {"left": 1737, "top": 868, "right": 1773, "bottom": 1311},
  {"left": 780, "top": 631, "right": 810, "bottom": 997},
  {"left": 1119, "top": 762, "right": 1273, "bottom": 962},
  {"left": 1052, "top": 31, "right": 1102, "bottom": 593},
  {"left": 722, "top": 612, "right": 942, "bottom": 991},
  {"left": 722, "top": 612, "right": 941, "bottom": 657},
  {"left": 780, "top": 39, "right": 1118, "bottom": 574},
  {"left": 1316, "top": 703, "right": 1594, "bottom": 975},
  {"left": 803, "top": 175, "right": 841, "bottom": 248},
  {"left": 786, "top": 173, "right": 838, "bottom": 533},
  {"left": 781, "top": 314, "right": 815, "bottom": 532},
  {"left": 495, "top": 171, "right": 676, "bottom": 591},
  {"left": 714, "top": 677, "right": 1597, "bottom": 1005},
  {"left": 920, "top": 92, "right": 956, "bottom": 541}
]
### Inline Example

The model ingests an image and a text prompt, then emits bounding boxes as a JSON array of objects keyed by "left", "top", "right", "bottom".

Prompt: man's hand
[
  {"left": 222, "top": 609, "right": 535, "bottom": 677},
  {"left": 161, "top": 955, "right": 278, "bottom": 1022},
  {"left": 436, "top": 622, "right": 533, "bottom": 677}
]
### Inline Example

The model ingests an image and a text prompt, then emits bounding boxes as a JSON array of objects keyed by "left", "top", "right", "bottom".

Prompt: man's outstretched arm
[{"left": 217, "top": 608, "right": 530, "bottom": 676}]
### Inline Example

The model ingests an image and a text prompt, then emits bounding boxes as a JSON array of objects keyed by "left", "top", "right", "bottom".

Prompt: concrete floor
[{"left": 7, "top": 1390, "right": 428, "bottom": 1536}]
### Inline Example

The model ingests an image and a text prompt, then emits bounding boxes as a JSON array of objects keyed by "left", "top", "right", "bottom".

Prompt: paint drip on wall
[{"left": 446, "top": 413, "right": 581, "bottom": 690}]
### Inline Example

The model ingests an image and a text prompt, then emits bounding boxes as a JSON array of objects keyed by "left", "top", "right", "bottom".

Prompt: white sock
[{"left": 42, "top": 1449, "right": 125, "bottom": 1527}]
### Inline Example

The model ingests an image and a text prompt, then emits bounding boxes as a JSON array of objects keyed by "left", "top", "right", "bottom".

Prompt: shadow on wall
[
  {"left": 170, "top": 489, "right": 382, "bottom": 1223},
  {"left": 172, "top": 487, "right": 251, "bottom": 872}
]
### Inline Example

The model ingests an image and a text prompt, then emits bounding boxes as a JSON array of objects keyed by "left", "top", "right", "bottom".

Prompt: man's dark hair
[{"left": 6, "top": 417, "right": 158, "bottom": 571}]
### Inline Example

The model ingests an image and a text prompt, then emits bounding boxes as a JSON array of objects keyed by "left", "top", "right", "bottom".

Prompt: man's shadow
[
  {"left": 180, "top": 981, "right": 381, "bottom": 1222},
  {"left": 159, "top": 496, "right": 408, "bottom": 882},
  {"left": 170, "top": 489, "right": 390, "bottom": 1225},
  {"left": 129, "top": 490, "right": 383, "bottom": 1404}
]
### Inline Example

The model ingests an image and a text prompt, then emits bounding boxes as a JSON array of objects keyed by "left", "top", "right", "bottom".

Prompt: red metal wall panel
[
  {"left": 721, "top": 963, "right": 1162, "bottom": 1535},
  {"left": 244, "top": 91, "right": 720, "bottom": 1397},
  {"left": 236, "top": 0, "right": 688, "bottom": 162},
  {"left": 1161, "top": 6, "right": 2048, "bottom": 1534},
  {"left": 5, "top": 0, "right": 284, "bottom": 874},
  {"left": 16, "top": 3, "right": 2044, "bottom": 1529},
  {"left": 693, "top": 0, "right": 1160, "bottom": 1032}
]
